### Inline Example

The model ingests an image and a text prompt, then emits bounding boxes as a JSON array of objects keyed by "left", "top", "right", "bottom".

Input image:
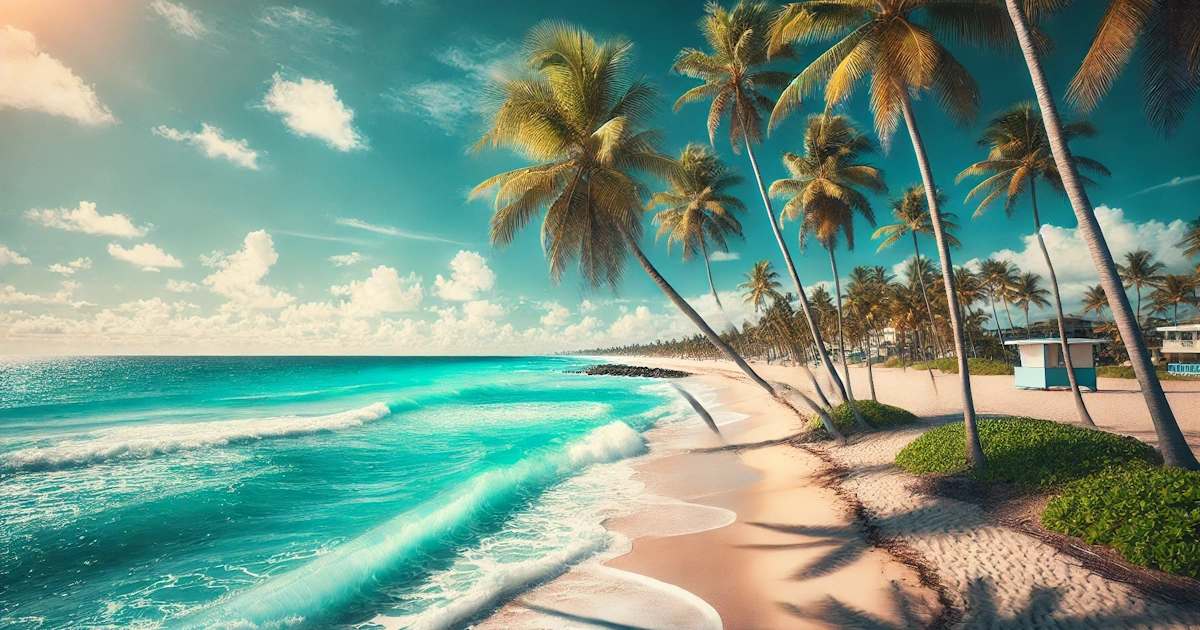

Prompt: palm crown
[
  {"left": 649, "top": 143, "right": 746, "bottom": 260},
  {"left": 472, "top": 22, "right": 672, "bottom": 290},
  {"left": 739, "top": 260, "right": 784, "bottom": 311},
  {"left": 873, "top": 184, "right": 961, "bottom": 252}
]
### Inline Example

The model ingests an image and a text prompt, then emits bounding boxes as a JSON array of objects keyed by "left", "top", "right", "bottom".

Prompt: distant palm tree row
[{"left": 473, "top": 2, "right": 1200, "bottom": 469}]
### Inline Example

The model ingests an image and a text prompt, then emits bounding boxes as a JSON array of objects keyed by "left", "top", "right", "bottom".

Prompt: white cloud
[
  {"left": 984, "top": 205, "right": 1193, "bottom": 313},
  {"left": 540, "top": 302, "right": 571, "bottom": 327},
  {"left": 1131, "top": 174, "right": 1200, "bottom": 197},
  {"left": 108, "top": 243, "right": 184, "bottom": 272},
  {"left": 579, "top": 299, "right": 598, "bottom": 313},
  {"left": 153, "top": 124, "right": 260, "bottom": 169},
  {"left": 202, "top": 230, "right": 295, "bottom": 309},
  {"left": 166, "top": 279, "right": 199, "bottom": 293},
  {"left": 434, "top": 250, "right": 496, "bottom": 301},
  {"left": 329, "top": 252, "right": 365, "bottom": 267},
  {"left": 331, "top": 265, "right": 424, "bottom": 316},
  {"left": 47, "top": 257, "right": 92, "bottom": 276},
  {"left": 260, "top": 6, "right": 355, "bottom": 49},
  {"left": 0, "top": 26, "right": 116, "bottom": 126},
  {"left": 26, "top": 201, "right": 148, "bottom": 238},
  {"left": 1, "top": 280, "right": 92, "bottom": 309},
  {"left": 334, "top": 217, "right": 459, "bottom": 243},
  {"left": 0, "top": 246, "right": 31, "bottom": 266},
  {"left": 389, "top": 38, "right": 514, "bottom": 134},
  {"left": 150, "top": 0, "right": 207, "bottom": 39},
  {"left": 708, "top": 251, "right": 740, "bottom": 262},
  {"left": 263, "top": 73, "right": 365, "bottom": 152}
]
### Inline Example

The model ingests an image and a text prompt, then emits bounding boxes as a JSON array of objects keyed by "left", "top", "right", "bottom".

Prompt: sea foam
[{"left": 0, "top": 402, "right": 393, "bottom": 472}]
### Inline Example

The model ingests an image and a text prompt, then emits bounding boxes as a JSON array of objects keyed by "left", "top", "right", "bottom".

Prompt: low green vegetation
[
  {"left": 1042, "top": 464, "right": 1200, "bottom": 579},
  {"left": 909, "top": 357, "right": 1014, "bottom": 375},
  {"left": 894, "top": 417, "right": 1155, "bottom": 490},
  {"left": 1096, "top": 366, "right": 1200, "bottom": 381},
  {"left": 809, "top": 399, "right": 917, "bottom": 440}
]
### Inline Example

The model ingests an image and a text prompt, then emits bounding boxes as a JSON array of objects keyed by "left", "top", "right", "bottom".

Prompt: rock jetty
[{"left": 573, "top": 364, "right": 691, "bottom": 379}]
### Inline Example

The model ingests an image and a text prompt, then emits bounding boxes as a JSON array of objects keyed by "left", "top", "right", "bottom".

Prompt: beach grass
[
  {"left": 909, "top": 357, "right": 1015, "bottom": 375},
  {"left": 809, "top": 399, "right": 917, "bottom": 440}
]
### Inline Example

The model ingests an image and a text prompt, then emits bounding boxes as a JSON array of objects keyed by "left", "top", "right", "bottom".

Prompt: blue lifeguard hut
[{"left": 1004, "top": 338, "right": 1107, "bottom": 391}]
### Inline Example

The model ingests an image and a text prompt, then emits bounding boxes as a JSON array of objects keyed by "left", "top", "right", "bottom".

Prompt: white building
[{"left": 1158, "top": 323, "right": 1200, "bottom": 376}]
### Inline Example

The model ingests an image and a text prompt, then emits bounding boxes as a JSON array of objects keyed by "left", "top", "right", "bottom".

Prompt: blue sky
[{"left": 1, "top": 0, "right": 1198, "bottom": 354}]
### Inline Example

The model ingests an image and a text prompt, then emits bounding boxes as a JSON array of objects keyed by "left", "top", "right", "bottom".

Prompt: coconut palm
[
  {"left": 740, "top": 260, "right": 785, "bottom": 312},
  {"left": 1148, "top": 274, "right": 1198, "bottom": 325},
  {"left": 1001, "top": 1, "right": 1198, "bottom": 469},
  {"left": 769, "top": 0, "right": 1013, "bottom": 468},
  {"left": 1011, "top": 272, "right": 1051, "bottom": 338},
  {"left": 954, "top": 266, "right": 985, "bottom": 358},
  {"left": 650, "top": 143, "right": 747, "bottom": 332},
  {"left": 873, "top": 184, "right": 961, "bottom": 359},
  {"left": 1118, "top": 249, "right": 1166, "bottom": 332},
  {"left": 957, "top": 102, "right": 1109, "bottom": 426},
  {"left": 846, "top": 265, "right": 891, "bottom": 400},
  {"left": 1178, "top": 216, "right": 1200, "bottom": 260},
  {"left": 1067, "top": 0, "right": 1200, "bottom": 138},
  {"left": 1082, "top": 284, "right": 1110, "bottom": 322},
  {"left": 770, "top": 113, "right": 885, "bottom": 429},
  {"left": 474, "top": 22, "right": 802, "bottom": 412},
  {"left": 978, "top": 258, "right": 1017, "bottom": 342},
  {"left": 673, "top": 0, "right": 852, "bottom": 407}
]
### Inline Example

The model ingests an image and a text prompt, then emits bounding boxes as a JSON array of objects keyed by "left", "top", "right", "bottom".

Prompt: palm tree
[
  {"left": 673, "top": 0, "right": 852, "bottom": 407},
  {"left": 846, "top": 265, "right": 891, "bottom": 401},
  {"left": 1178, "top": 216, "right": 1200, "bottom": 260},
  {"left": 650, "top": 143, "right": 747, "bottom": 332},
  {"left": 1082, "top": 284, "right": 1110, "bottom": 322},
  {"left": 957, "top": 102, "right": 1109, "bottom": 426},
  {"left": 770, "top": 0, "right": 1013, "bottom": 468},
  {"left": 954, "top": 266, "right": 985, "bottom": 358},
  {"left": 739, "top": 260, "right": 785, "bottom": 312},
  {"left": 1001, "top": 1, "right": 1199, "bottom": 469},
  {"left": 1118, "top": 249, "right": 1166, "bottom": 332},
  {"left": 1148, "top": 274, "right": 1198, "bottom": 325},
  {"left": 873, "top": 184, "right": 961, "bottom": 359},
  {"left": 474, "top": 22, "right": 808, "bottom": 414},
  {"left": 978, "top": 258, "right": 1016, "bottom": 343},
  {"left": 770, "top": 113, "right": 885, "bottom": 430},
  {"left": 1011, "top": 272, "right": 1051, "bottom": 339},
  {"left": 1067, "top": 0, "right": 1200, "bottom": 138}
]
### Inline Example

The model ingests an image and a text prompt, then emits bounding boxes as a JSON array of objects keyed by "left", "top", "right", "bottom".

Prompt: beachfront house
[
  {"left": 1158, "top": 324, "right": 1200, "bottom": 376},
  {"left": 1004, "top": 338, "right": 1107, "bottom": 390}
]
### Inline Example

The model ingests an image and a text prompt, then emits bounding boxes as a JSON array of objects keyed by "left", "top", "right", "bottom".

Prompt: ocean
[{"left": 0, "top": 356, "right": 702, "bottom": 629}]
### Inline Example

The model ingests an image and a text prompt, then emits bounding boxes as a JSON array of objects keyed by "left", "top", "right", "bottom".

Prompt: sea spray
[{"left": 177, "top": 421, "right": 646, "bottom": 629}]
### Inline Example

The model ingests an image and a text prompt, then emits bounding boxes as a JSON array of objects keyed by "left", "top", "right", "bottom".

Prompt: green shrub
[
  {"left": 882, "top": 357, "right": 912, "bottom": 368},
  {"left": 894, "top": 417, "right": 1156, "bottom": 490},
  {"left": 1042, "top": 464, "right": 1200, "bottom": 579},
  {"left": 1096, "top": 366, "right": 1200, "bottom": 381},
  {"left": 809, "top": 399, "right": 918, "bottom": 440},
  {"left": 910, "top": 357, "right": 1014, "bottom": 375}
]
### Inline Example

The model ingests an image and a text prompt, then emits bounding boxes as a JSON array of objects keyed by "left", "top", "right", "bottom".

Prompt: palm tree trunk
[
  {"left": 1004, "top": 0, "right": 1197, "bottom": 469},
  {"left": 990, "top": 295, "right": 1005, "bottom": 343},
  {"left": 743, "top": 136, "right": 851, "bottom": 406},
  {"left": 911, "top": 236, "right": 946, "bottom": 358},
  {"left": 1136, "top": 288, "right": 1143, "bottom": 335},
  {"left": 1004, "top": 301, "right": 1017, "bottom": 338},
  {"left": 1024, "top": 305, "right": 1031, "bottom": 338},
  {"left": 900, "top": 94, "right": 986, "bottom": 469},
  {"left": 829, "top": 247, "right": 869, "bottom": 430},
  {"left": 866, "top": 330, "right": 878, "bottom": 401},
  {"left": 790, "top": 342, "right": 835, "bottom": 409},
  {"left": 701, "top": 240, "right": 740, "bottom": 338},
  {"left": 1031, "top": 182, "right": 1095, "bottom": 425},
  {"left": 624, "top": 231, "right": 846, "bottom": 443}
]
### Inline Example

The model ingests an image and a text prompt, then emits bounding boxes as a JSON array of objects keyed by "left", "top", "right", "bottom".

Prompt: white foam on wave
[
  {"left": 178, "top": 421, "right": 647, "bottom": 630},
  {"left": 0, "top": 402, "right": 393, "bottom": 472}
]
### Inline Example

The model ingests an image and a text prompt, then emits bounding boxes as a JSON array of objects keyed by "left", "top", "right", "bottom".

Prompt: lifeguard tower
[{"left": 1004, "top": 338, "right": 1107, "bottom": 390}]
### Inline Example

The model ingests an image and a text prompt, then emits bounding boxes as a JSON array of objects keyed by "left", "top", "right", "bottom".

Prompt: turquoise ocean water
[{"left": 0, "top": 356, "right": 688, "bottom": 629}]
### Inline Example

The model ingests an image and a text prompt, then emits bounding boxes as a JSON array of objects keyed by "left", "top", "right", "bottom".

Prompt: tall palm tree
[
  {"left": 473, "top": 22, "right": 820, "bottom": 417},
  {"left": 1118, "top": 249, "right": 1166, "bottom": 332},
  {"left": 1067, "top": 0, "right": 1200, "bottom": 139},
  {"left": 1148, "top": 274, "right": 1198, "bottom": 325},
  {"left": 739, "top": 260, "right": 785, "bottom": 312},
  {"left": 1082, "top": 284, "right": 1110, "bottom": 322},
  {"left": 770, "top": 113, "right": 885, "bottom": 429},
  {"left": 978, "top": 258, "right": 1015, "bottom": 343},
  {"left": 873, "top": 184, "right": 961, "bottom": 359},
  {"left": 770, "top": 0, "right": 1014, "bottom": 468},
  {"left": 957, "top": 102, "right": 1109, "bottom": 426},
  {"left": 953, "top": 266, "right": 984, "bottom": 358},
  {"left": 673, "top": 0, "right": 852, "bottom": 407},
  {"left": 1011, "top": 272, "right": 1051, "bottom": 339},
  {"left": 650, "top": 143, "right": 747, "bottom": 332},
  {"left": 1177, "top": 215, "right": 1200, "bottom": 260},
  {"left": 1002, "top": 1, "right": 1199, "bottom": 469},
  {"left": 846, "top": 265, "right": 891, "bottom": 401}
]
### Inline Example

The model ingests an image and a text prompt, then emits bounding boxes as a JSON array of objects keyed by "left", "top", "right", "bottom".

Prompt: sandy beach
[{"left": 487, "top": 358, "right": 1200, "bottom": 629}]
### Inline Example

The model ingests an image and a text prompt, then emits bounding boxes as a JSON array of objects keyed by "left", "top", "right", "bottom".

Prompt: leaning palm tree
[
  {"left": 1001, "top": 1, "right": 1199, "bottom": 468},
  {"left": 473, "top": 22, "right": 833, "bottom": 427},
  {"left": 739, "top": 260, "right": 785, "bottom": 312},
  {"left": 957, "top": 102, "right": 1109, "bottom": 426},
  {"left": 1011, "top": 272, "right": 1051, "bottom": 339},
  {"left": 873, "top": 184, "right": 961, "bottom": 359},
  {"left": 770, "top": 0, "right": 1014, "bottom": 468},
  {"left": 1067, "top": 0, "right": 1200, "bottom": 139},
  {"left": 1148, "top": 274, "right": 1198, "bottom": 325},
  {"left": 1082, "top": 284, "right": 1110, "bottom": 323},
  {"left": 673, "top": 0, "right": 852, "bottom": 407},
  {"left": 770, "top": 113, "right": 885, "bottom": 430},
  {"left": 1118, "top": 249, "right": 1166, "bottom": 333},
  {"left": 650, "top": 143, "right": 747, "bottom": 332}
]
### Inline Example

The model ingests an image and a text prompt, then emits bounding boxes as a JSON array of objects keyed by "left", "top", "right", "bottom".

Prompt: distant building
[
  {"left": 1028, "top": 314, "right": 1097, "bottom": 338},
  {"left": 1158, "top": 323, "right": 1200, "bottom": 376}
]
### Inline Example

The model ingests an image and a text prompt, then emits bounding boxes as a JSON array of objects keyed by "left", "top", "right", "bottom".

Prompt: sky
[{"left": 1, "top": 0, "right": 1198, "bottom": 355}]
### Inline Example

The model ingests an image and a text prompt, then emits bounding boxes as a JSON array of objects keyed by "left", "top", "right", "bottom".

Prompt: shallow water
[{"left": 0, "top": 356, "right": 687, "bottom": 629}]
